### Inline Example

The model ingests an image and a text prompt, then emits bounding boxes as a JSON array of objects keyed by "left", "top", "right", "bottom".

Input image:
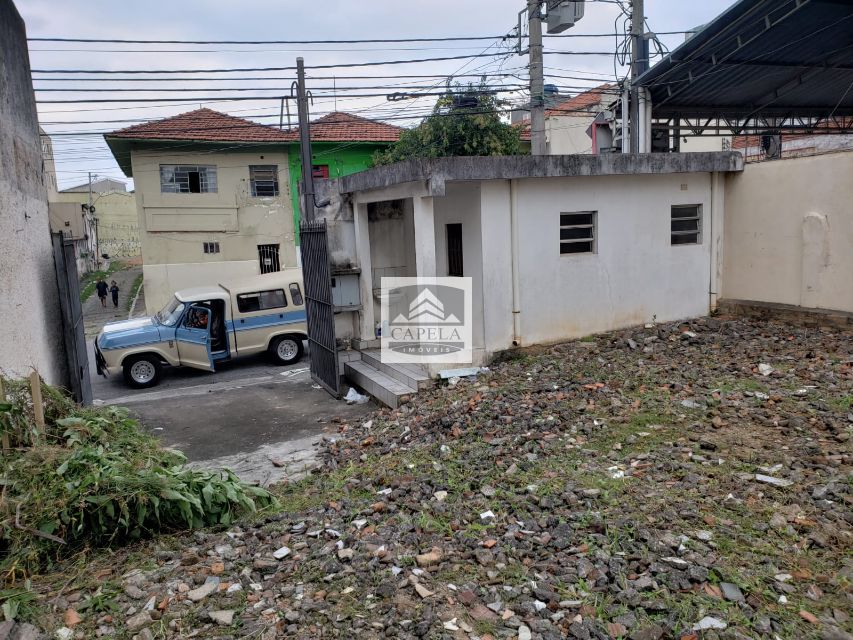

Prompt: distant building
[
  {"left": 105, "top": 108, "right": 401, "bottom": 313},
  {"left": 1, "top": 0, "right": 68, "bottom": 386},
  {"left": 519, "top": 84, "right": 617, "bottom": 154},
  {"left": 283, "top": 112, "right": 402, "bottom": 239},
  {"left": 54, "top": 177, "right": 140, "bottom": 260}
]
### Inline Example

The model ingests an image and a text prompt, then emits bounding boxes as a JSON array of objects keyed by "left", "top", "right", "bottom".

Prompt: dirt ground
[{"left": 25, "top": 316, "right": 853, "bottom": 640}]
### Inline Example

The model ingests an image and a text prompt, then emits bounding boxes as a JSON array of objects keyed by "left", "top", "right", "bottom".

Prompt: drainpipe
[{"left": 509, "top": 179, "right": 521, "bottom": 346}]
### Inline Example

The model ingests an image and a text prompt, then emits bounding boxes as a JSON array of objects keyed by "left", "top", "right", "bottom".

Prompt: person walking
[
  {"left": 110, "top": 280, "right": 120, "bottom": 308},
  {"left": 95, "top": 279, "right": 109, "bottom": 308}
]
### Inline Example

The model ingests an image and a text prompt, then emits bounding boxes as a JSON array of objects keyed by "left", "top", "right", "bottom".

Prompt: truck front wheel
[{"left": 123, "top": 354, "right": 162, "bottom": 389}]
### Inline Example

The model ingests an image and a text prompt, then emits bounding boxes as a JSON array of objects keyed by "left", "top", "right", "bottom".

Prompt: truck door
[{"left": 175, "top": 305, "right": 214, "bottom": 371}]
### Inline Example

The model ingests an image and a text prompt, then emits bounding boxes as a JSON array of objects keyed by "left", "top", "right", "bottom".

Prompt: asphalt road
[{"left": 86, "top": 274, "right": 372, "bottom": 484}]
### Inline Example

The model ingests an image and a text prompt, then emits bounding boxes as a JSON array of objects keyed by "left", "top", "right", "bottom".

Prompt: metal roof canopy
[{"left": 635, "top": 0, "right": 853, "bottom": 134}]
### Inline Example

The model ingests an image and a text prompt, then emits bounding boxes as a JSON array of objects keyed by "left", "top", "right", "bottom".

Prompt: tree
[{"left": 374, "top": 83, "right": 523, "bottom": 165}]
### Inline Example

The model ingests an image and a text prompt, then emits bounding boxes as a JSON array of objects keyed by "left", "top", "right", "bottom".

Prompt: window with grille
[
  {"left": 559, "top": 211, "right": 596, "bottom": 254},
  {"left": 249, "top": 165, "right": 279, "bottom": 197},
  {"left": 312, "top": 165, "right": 330, "bottom": 179},
  {"left": 203, "top": 241, "right": 220, "bottom": 254},
  {"left": 671, "top": 205, "right": 702, "bottom": 245},
  {"left": 160, "top": 165, "right": 217, "bottom": 193},
  {"left": 236, "top": 289, "right": 287, "bottom": 313},
  {"left": 258, "top": 244, "right": 281, "bottom": 274}
]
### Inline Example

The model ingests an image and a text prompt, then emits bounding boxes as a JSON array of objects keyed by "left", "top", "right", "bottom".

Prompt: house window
[
  {"left": 203, "top": 241, "right": 220, "bottom": 254},
  {"left": 236, "top": 289, "right": 287, "bottom": 313},
  {"left": 289, "top": 283, "right": 304, "bottom": 306},
  {"left": 559, "top": 211, "right": 596, "bottom": 254},
  {"left": 312, "top": 165, "right": 330, "bottom": 179},
  {"left": 671, "top": 205, "right": 702, "bottom": 245},
  {"left": 249, "top": 165, "right": 279, "bottom": 197},
  {"left": 258, "top": 244, "right": 280, "bottom": 274},
  {"left": 160, "top": 165, "right": 217, "bottom": 193}
]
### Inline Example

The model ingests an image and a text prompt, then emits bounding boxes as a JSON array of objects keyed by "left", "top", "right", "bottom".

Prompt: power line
[
  {"left": 28, "top": 35, "right": 511, "bottom": 45},
  {"left": 31, "top": 51, "right": 613, "bottom": 75},
  {"left": 34, "top": 83, "right": 530, "bottom": 93}
]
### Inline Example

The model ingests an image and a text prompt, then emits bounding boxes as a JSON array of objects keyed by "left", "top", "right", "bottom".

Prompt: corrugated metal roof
[{"left": 636, "top": 0, "right": 853, "bottom": 118}]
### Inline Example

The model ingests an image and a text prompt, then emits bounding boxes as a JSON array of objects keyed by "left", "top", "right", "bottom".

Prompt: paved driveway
[{"left": 86, "top": 273, "right": 372, "bottom": 485}]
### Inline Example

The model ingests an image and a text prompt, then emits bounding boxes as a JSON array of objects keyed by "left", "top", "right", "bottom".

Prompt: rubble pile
[{"left": 23, "top": 318, "right": 852, "bottom": 639}]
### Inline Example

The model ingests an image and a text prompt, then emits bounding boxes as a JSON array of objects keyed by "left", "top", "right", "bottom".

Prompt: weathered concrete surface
[
  {"left": 91, "top": 353, "right": 372, "bottom": 484},
  {"left": 83, "top": 264, "right": 143, "bottom": 338},
  {"left": 0, "top": 0, "right": 68, "bottom": 385},
  {"left": 322, "top": 152, "right": 745, "bottom": 196}
]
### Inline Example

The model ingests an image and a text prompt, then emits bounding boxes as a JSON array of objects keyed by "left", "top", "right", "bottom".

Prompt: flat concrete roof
[{"left": 325, "top": 153, "right": 744, "bottom": 196}]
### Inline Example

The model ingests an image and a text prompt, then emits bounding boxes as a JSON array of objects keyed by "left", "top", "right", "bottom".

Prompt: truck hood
[{"left": 98, "top": 317, "right": 163, "bottom": 350}]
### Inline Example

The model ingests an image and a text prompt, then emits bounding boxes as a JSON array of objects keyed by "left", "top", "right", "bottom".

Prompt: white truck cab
[{"left": 95, "top": 269, "right": 308, "bottom": 388}]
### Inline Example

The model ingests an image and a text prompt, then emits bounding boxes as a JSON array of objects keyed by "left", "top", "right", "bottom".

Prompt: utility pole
[
  {"left": 296, "top": 57, "right": 315, "bottom": 224},
  {"left": 87, "top": 172, "right": 96, "bottom": 271},
  {"left": 528, "top": 0, "right": 547, "bottom": 155},
  {"left": 629, "top": 0, "right": 648, "bottom": 153}
]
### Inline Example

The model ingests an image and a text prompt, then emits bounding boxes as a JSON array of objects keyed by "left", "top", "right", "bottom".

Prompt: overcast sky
[{"left": 20, "top": 0, "right": 737, "bottom": 189}]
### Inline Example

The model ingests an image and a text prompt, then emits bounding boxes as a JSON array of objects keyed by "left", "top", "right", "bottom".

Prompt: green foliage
[
  {"left": 0, "top": 377, "right": 276, "bottom": 580},
  {"left": 126, "top": 273, "right": 144, "bottom": 312},
  {"left": 373, "top": 82, "right": 523, "bottom": 165},
  {"left": 0, "top": 585, "right": 38, "bottom": 622},
  {"left": 79, "top": 260, "right": 125, "bottom": 303}
]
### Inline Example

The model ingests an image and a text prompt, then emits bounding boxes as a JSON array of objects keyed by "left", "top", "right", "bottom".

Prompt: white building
[{"left": 317, "top": 153, "right": 742, "bottom": 372}]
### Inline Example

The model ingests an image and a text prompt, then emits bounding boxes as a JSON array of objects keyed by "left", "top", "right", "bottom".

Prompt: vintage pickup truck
[{"left": 95, "top": 270, "right": 308, "bottom": 388}]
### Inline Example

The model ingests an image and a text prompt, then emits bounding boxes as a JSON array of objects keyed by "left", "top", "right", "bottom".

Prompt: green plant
[
  {"left": 0, "top": 585, "right": 39, "bottom": 622},
  {"left": 373, "top": 81, "right": 523, "bottom": 165},
  {"left": 126, "top": 273, "right": 143, "bottom": 312},
  {"left": 0, "top": 377, "right": 276, "bottom": 581}
]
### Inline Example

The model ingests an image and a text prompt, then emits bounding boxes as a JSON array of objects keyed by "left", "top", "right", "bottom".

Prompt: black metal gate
[
  {"left": 52, "top": 233, "right": 93, "bottom": 405},
  {"left": 299, "top": 220, "right": 339, "bottom": 397}
]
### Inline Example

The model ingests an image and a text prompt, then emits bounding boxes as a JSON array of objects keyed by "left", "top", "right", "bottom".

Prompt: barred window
[
  {"left": 249, "top": 165, "right": 279, "bottom": 197},
  {"left": 203, "top": 241, "right": 220, "bottom": 254},
  {"left": 559, "top": 211, "right": 596, "bottom": 254},
  {"left": 160, "top": 165, "right": 217, "bottom": 193},
  {"left": 671, "top": 205, "right": 702, "bottom": 245}
]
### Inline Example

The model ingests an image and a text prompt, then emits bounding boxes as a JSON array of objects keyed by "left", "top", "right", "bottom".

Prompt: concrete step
[
  {"left": 344, "top": 360, "right": 416, "bottom": 409},
  {"left": 360, "top": 349, "right": 434, "bottom": 391}
]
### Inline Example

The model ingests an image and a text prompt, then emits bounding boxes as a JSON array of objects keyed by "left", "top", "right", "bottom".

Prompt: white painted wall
[
  {"left": 723, "top": 151, "right": 853, "bottom": 312},
  {"left": 433, "top": 182, "right": 486, "bottom": 355},
  {"left": 512, "top": 173, "right": 713, "bottom": 346}
]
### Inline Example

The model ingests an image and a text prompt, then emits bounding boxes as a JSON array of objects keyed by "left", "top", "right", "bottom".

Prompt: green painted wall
[{"left": 287, "top": 142, "right": 390, "bottom": 244}]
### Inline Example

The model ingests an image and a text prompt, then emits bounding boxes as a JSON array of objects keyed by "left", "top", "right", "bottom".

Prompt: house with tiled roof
[
  {"left": 518, "top": 84, "right": 617, "bottom": 154},
  {"left": 281, "top": 112, "right": 402, "bottom": 239},
  {"left": 104, "top": 108, "right": 400, "bottom": 313}
]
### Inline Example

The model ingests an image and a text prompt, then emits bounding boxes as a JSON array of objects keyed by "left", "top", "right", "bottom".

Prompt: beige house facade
[
  {"left": 53, "top": 178, "right": 140, "bottom": 259},
  {"left": 105, "top": 109, "right": 297, "bottom": 313}
]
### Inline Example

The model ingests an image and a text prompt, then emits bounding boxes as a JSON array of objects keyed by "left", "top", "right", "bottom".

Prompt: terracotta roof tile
[
  {"left": 106, "top": 108, "right": 402, "bottom": 144},
  {"left": 518, "top": 84, "right": 615, "bottom": 141},
  {"left": 283, "top": 112, "right": 403, "bottom": 142},
  {"left": 106, "top": 108, "right": 293, "bottom": 143}
]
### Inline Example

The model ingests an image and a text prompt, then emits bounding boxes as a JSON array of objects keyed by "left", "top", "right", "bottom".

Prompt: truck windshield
[{"left": 155, "top": 297, "right": 185, "bottom": 327}]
